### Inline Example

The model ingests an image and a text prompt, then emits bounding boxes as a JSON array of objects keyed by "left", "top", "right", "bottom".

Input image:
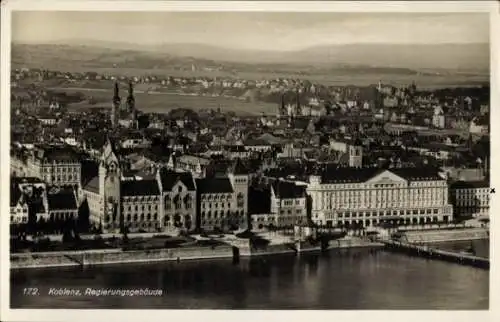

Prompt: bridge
[{"left": 381, "top": 239, "right": 489, "bottom": 270}]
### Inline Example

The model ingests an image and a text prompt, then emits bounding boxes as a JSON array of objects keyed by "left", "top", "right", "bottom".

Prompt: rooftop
[
  {"left": 450, "top": 180, "right": 490, "bottom": 189},
  {"left": 159, "top": 168, "right": 196, "bottom": 191},
  {"left": 121, "top": 179, "right": 160, "bottom": 197},
  {"left": 271, "top": 179, "right": 306, "bottom": 199},
  {"left": 196, "top": 177, "right": 234, "bottom": 194},
  {"left": 47, "top": 189, "right": 78, "bottom": 210}
]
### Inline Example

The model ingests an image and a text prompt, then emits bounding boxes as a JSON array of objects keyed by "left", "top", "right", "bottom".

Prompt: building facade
[
  {"left": 26, "top": 145, "right": 82, "bottom": 186},
  {"left": 449, "top": 180, "right": 490, "bottom": 218},
  {"left": 158, "top": 169, "right": 197, "bottom": 232},
  {"left": 307, "top": 167, "right": 454, "bottom": 227},
  {"left": 270, "top": 179, "right": 307, "bottom": 227}
]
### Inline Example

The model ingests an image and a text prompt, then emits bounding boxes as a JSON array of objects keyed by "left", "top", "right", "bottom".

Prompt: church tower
[
  {"left": 126, "top": 81, "right": 137, "bottom": 128},
  {"left": 111, "top": 82, "right": 121, "bottom": 128},
  {"left": 295, "top": 88, "right": 301, "bottom": 116},
  {"left": 228, "top": 159, "right": 249, "bottom": 230},
  {"left": 99, "top": 138, "right": 122, "bottom": 233}
]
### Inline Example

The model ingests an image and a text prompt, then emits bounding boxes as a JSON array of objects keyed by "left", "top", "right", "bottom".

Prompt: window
[
  {"left": 165, "top": 196, "right": 171, "bottom": 210},
  {"left": 237, "top": 193, "right": 244, "bottom": 208},
  {"left": 175, "top": 196, "right": 182, "bottom": 210}
]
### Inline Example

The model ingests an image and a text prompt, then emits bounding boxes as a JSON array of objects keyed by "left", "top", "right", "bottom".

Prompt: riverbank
[
  {"left": 11, "top": 245, "right": 234, "bottom": 270},
  {"left": 10, "top": 227, "right": 486, "bottom": 270},
  {"left": 397, "top": 228, "right": 488, "bottom": 244},
  {"left": 10, "top": 236, "right": 383, "bottom": 269}
]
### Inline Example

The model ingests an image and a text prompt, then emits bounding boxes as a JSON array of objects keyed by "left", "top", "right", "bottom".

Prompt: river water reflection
[{"left": 10, "top": 246, "right": 488, "bottom": 310}]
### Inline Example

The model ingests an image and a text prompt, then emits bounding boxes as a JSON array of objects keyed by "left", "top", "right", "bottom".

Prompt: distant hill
[{"left": 11, "top": 41, "right": 489, "bottom": 73}]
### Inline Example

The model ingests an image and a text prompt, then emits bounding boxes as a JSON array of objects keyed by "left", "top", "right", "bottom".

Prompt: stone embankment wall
[
  {"left": 402, "top": 228, "right": 488, "bottom": 244},
  {"left": 11, "top": 246, "right": 233, "bottom": 269},
  {"left": 327, "top": 238, "right": 384, "bottom": 250}
]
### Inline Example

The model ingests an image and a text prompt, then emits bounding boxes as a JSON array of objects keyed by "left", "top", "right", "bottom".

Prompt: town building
[
  {"left": 157, "top": 168, "right": 197, "bottom": 232},
  {"left": 22, "top": 145, "right": 82, "bottom": 187},
  {"left": 10, "top": 184, "right": 29, "bottom": 224},
  {"left": 449, "top": 180, "right": 490, "bottom": 219},
  {"left": 329, "top": 139, "right": 363, "bottom": 167},
  {"left": 46, "top": 186, "right": 79, "bottom": 222},
  {"left": 432, "top": 105, "right": 446, "bottom": 129},
  {"left": 270, "top": 179, "right": 307, "bottom": 227},
  {"left": 307, "top": 167, "right": 454, "bottom": 227},
  {"left": 195, "top": 159, "right": 250, "bottom": 232},
  {"left": 82, "top": 139, "right": 162, "bottom": 233}
]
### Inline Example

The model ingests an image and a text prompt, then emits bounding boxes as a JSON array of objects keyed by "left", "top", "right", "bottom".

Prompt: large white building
[{"left": 307, "top": 167, "right": 453, "bottom": 227}]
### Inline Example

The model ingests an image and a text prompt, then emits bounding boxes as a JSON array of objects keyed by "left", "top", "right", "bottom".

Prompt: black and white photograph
[{"left": 0, "top": 0, "right": 497, "bottom": 319}]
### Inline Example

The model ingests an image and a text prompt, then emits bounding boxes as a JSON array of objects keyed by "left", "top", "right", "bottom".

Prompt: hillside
[{"left": 11, "top": 42, "right": 489, "bottom": 78}]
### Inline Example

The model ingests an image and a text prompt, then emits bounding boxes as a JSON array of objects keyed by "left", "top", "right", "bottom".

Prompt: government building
[{"left": 306, "top": 167, "right": 454, "bottom": 227}]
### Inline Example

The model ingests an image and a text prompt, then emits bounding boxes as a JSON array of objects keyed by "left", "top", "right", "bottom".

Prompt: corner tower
[{"left": 99, "top": 138, "right": 122, "bottom": 232}]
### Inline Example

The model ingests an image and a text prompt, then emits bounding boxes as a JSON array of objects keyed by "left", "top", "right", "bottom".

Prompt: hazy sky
[{"left": 12, "top": 12, "right": 489, "bottom": 51}]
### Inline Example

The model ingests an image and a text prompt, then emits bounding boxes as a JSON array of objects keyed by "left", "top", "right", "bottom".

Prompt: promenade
[{"left": 381, "top": 239, "right": 489, "bottom": 269}]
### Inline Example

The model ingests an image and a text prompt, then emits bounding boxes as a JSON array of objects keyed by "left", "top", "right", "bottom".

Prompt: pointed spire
[
  {"left": 113, "top": 81, "right": 120, "bottom": 101},
  {"left": 296, "top": 88, "right": 301, "bottom": 115},
  {"left": 280, "top": 92, "right": 286, "bottom": 115},
  {"left": 127, "top": 81, "right": 135, "bottom": 112}
]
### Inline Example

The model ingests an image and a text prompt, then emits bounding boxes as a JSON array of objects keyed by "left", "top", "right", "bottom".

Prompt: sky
[{"left": 12, "top": 12, "right": 489, "bottom": 51}]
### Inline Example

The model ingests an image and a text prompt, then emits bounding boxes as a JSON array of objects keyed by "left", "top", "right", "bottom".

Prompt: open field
[{"left": 59, "top": 87, "right": 277, "bottom": 115}]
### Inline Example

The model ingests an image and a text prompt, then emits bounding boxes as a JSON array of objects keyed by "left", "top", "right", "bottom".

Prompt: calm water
[{"left": 10, "top": 247, "right": 489, "bottom": 310}]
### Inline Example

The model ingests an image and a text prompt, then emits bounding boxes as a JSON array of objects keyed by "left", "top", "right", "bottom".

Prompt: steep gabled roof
[{"left": 159, "top": 168, "right": 196, "bottom": 191}]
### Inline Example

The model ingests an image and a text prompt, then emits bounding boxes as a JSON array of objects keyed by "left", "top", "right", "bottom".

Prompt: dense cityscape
[
  {"left": 7, "top": 9, "right": 492, "bottom": 312},
  {"left": 10, "top": 68, "right": 490, "bottom": 249}
]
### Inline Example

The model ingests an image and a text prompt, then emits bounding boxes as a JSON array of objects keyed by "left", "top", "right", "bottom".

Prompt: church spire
[
  {"left": 127, "top": 81, "right": 135, "bottom": 112},
  {"left": 111, "top": 81, "right": 121, "bottom": 128},
  {"left": 296, "top": 88, "right": 301, "bottom": 116},
  {"left": 113, "top": 81, "right": 120, "bottom": 103}
]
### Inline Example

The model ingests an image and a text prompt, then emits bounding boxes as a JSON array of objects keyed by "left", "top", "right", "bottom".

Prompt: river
[{"left": 10, "top": 246, "right": 488, "bottom": 310}]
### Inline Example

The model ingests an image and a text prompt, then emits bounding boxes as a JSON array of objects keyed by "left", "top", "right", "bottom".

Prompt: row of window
[
  {"left": 201, "top": 202, "right": 231, "bottom": 209},
  {"left": 333, "top": 208, "right": 440, "bottom": 218},
  {"left": 326, "top": 216, "right": 445, "bottom": 226},
  {"left": 10, "top": 216, "right": 28, "bottom": 223},
  {"left": 279, "top": 209, "right": 303, "bottom": 215},
  {"left": 44, "top": 175, "right": 78, "bottom": 182},
  {"left": 165, "top": 202, "right": 192, "bottom": 210},
  {"left": 41, "top": 167, "right": 79, "bottom": 173},
  {"left": 50, "top": 212, "right": 76, "bottom": 221},
  {"left": 315, "top": 181, "right": 444, "bottom": 189},
  {"left": 122, "top": 204, "right": 158, "bottom": 212},
  {"left": 280, "top": 200, "right": 301, "bottom": 206},
  {"left": 201, "top": 217, "right": 245, "bottom": 226},
  {"left": 105, "top": 213, "right": 159, "bottom": 223},
  {"left": 201, "top": 194, "right": 232, "bottom": 201},
  {"left": 317, "top": 189, "right": 445, "bottom": 196}
]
